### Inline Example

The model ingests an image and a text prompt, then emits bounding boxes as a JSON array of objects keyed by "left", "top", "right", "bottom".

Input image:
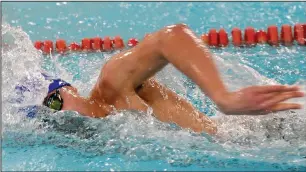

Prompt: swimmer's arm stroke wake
[{"left": 91, "top": 23, "right": 304, "bottom": 116}]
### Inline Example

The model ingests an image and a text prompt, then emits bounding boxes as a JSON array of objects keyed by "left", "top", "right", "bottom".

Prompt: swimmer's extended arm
[
  {"left": 137, "top": 78, "right": 217, "bottom": 134},
  {"left": 98, "top": 23, "right": 304, "bottom": 115}
]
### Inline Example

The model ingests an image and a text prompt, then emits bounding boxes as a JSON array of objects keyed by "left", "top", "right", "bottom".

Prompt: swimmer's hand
[{"left": 217, "top": 85, "right": 304, "bottom": 115}]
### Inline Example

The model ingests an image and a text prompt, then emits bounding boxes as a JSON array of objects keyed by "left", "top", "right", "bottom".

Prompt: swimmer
[{"left": 42, "top": 24, "right": 304, "bottom": 135}]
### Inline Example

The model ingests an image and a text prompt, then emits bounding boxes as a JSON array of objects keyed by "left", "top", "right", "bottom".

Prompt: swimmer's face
[{"left": 44, "top": 86, "right": 79, "bottom": 111}]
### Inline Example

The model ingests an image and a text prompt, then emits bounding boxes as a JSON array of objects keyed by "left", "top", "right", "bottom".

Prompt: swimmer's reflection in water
[{"left": 25, "top": 24, "right": 306, "bottom": 135}]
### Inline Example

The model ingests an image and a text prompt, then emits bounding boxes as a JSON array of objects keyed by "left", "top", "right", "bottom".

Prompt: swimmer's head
[{"left": 42, "top": 73, "right": 79, "bottom": 111}]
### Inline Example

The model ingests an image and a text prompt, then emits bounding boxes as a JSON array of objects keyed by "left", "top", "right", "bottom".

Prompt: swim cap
[
  {"left": 15, "top": 72, "right": 72, "bottom": 118},
  {"left": 41, "top": 73, "right": 72, "bottom": 94}
]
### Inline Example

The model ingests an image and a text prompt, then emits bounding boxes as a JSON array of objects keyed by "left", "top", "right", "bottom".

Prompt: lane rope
[{"left": 33, "top": 23, "right": 306, "bottom": 54}]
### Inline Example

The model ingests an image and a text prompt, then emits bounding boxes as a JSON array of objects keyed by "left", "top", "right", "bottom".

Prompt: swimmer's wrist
[{"left": 213, "top": 91, "right": 234, "bottom": 114}]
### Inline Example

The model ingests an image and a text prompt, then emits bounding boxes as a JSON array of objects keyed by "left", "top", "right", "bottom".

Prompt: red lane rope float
[
  {"left": 232, "top": 27, "right": 242, "bottom": 47},
  {"left": 244, "top": 27, "right": 256, "bottom": 46},
  {"left": 281, "top": 24, "right": 293, "bottom": 46},
  {"left": 294, "top": 24, "right": 305, "bottom": 45},
  {"left": 208, "top": 29, "right": 218, "bottom": 47},
  {"left": 256, "top": 30, "right": 268, "bottom": 44},
  {"left": 113, "top": 36, "right": 124, "bottom": 50},
  {"left": 303, "top": 24, "right": 306, "bottom": 43},
  {"left": 103, "top": 36, "right": 113, "bottom": 51},
  {"left": 69, "top": 42, "right": 81, "bottom": 51},
  {"left": 218, "top": 28, "right": 229, "bottom": 47},
  {"left": 81, "top": 38, "right": 92, "bottom": 51},
  {"left": 294, "top": 24, "right": 301, "bottom": 41},
  {"left": 43, "top": 40, "right": 53, "bottom": 54},
  {"left": 267, "top": 25, "right": 279, "bottom": 46},
  {"left": 56, "top": 39, "right": 67, "bottom": 53},
  {"left": 34, "top": 41, "right": 43, "bottom": 50},
  {"left": 127, "top": 38, "right": 138, "bottom": 47},
  {"left": 92, "top": 37, "right": 103, "bottom": 51}
]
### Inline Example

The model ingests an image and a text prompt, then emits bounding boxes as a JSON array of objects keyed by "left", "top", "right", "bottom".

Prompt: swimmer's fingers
[
  {"left": 265, "top": 103, "right": 302, "bottom": 113},
  {"left": 258, "top": 91, "right": 304, "bottom": 109},
  {"left": 255, "top": 92, "right": 278, "bottom": 103},
  {"left": 255, "top": 85, "right": 299, "bottom": 94}
]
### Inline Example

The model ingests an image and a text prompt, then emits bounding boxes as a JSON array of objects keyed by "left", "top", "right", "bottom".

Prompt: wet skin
[{"left": 47, "top": 24, "right": 305, "bottom": 135}]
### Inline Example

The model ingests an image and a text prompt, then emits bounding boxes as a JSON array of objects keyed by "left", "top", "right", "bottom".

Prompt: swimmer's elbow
[
  {"left": 157, "top": 23, "right": 192, "bottom": 49},
  {"left": 159, "top": 23, "right": 190, "bottom": 38}
]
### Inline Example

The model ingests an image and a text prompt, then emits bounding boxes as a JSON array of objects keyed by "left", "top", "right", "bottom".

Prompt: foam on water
[
  {"left": 2, "top": 23, "right": 306, "bottom": 170},
  {"left": 2, "top": 23, "right": 50, "bottom": 132}
]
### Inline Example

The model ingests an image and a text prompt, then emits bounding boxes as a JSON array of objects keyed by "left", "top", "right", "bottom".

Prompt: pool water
[{"left": 2, "top": 2, "right": 306, "bottom": 171}]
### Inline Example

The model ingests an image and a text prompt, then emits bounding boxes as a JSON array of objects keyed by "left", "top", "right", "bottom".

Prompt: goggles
[{"left": 43, "top": 89, "right": 63, "bottom": 111}]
